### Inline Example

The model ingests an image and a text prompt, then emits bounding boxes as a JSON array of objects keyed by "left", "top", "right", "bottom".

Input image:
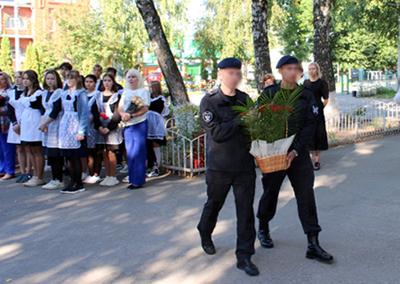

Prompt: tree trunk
[
  {"left": 313, "top": 0, "right": 338, "bottom": 117},
  {"left": 313, "top": 0, "right": 335, "bottom": 93},
  {"left": 251, "top": 0, "right": 272, "bottom": 93},
  {"left": 397, "top": 15, "right": 400, "bottom": 90},
  {"left": 135, "top": 0, "right": 189, "bottom": 104}
]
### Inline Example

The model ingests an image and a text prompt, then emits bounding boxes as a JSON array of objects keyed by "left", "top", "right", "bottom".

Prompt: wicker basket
[{"left": 255, "top": 154, "right": 288, "bottom": 174}]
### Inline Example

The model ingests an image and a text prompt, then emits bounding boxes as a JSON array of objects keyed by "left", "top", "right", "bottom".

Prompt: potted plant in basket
[{"left": 233, "top": 86, "right": 303, "bottom": 173}]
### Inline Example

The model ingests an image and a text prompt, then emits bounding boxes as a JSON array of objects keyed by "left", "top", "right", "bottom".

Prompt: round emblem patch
[{"left": 202, "top": 111, "right": 214, "bottom": 123}]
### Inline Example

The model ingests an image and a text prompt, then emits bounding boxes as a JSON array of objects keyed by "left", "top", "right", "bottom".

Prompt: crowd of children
[{"left": 0, "top": 63, "right": 169, "bottom": 194}]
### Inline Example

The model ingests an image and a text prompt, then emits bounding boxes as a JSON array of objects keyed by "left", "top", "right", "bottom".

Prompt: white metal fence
[
  {"left": 326, "top": 102, "right": 400, "bottom": 144},
  {"left": 161, "top": 129, "right": 206, "bottom": 177}
]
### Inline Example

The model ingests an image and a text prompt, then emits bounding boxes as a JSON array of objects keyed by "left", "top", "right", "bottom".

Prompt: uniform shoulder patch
[
  {"left": 207, "top": 88, "right": 219, "bottom": 96},
  {"left": 202, "top": 111, "right": 214, "bottom": 123}
]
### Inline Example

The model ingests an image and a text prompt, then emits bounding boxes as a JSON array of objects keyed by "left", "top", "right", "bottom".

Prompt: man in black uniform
[
  {"left": 197, "top": 57, "right": 259, "bottom": 276},
  {"left": 256, "top": 55, "right": 334, "bottom": 264}
]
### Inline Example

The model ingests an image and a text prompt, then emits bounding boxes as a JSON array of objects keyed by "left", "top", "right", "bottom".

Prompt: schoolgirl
[
  {"left": 146, "top": 81, "right": 169, "bottom": 177},
  {"left": 0, "top": 72, "right": 16, "bottom": 180},
  {"left": 56, "top": 70, "right": 89, "bottom": 194},
  {"left": 93, "top": 74, "right": 122, "bottom": 187},
  {"left": 19, "top": 70, "right": 45, "bottom": 187},
  {"left": 38, "top": 70, "right": 64, "bottom": 190},
  {"left": 7, "top": 71, "right": 32, "bottom": 183},
  {"left": 82, "top": 74, "right": 103, "bottom": 184}
]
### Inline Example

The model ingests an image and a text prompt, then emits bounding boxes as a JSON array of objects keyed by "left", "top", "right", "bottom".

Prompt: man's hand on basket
[{"left": 286, "top": 150, "right": 298, "bottom": 168}]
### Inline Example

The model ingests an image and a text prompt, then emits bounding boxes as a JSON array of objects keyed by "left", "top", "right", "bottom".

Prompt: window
[{"left": 5, "top": 16, "right": 27, "bottom": 29}]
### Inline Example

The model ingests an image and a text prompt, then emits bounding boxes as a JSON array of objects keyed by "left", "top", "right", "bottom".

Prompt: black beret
[
  {"left": 276, "top": 55, "right": 299, "bottom": 68},
  {"left": 217, "top": 57, "right": 242, "bottom": 70}
]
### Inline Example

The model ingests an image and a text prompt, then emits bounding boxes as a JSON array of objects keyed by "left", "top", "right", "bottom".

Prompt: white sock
[{"left": 154, "top": 147, "right": 161, "bottom": 168}]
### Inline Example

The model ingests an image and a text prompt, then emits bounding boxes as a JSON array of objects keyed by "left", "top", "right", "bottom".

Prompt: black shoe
[
  {"left": 237, "top": 258, "right": 260, "bottom": 276},
  {"left": 127, "top": 184, "right": 142, "bottom": 190},
  {"left": 201, "top": 240, "right": 216, "bottom": 255},
  {"left": 258, "top": 230, "right": 274, "bottom": 248},
  {"left": 17, "top": 174, "right": 31, "bottom": 183},
  {"left": 15, "top": 174, "right": 25, "bottom": 183},
  {"left": 313, "top": 162, "right": 321, "bottom": 171},
  {"left": 197, "top": 228, "right": 216, "bottom": 255},
  {"left": 306, "top": 233, "right": 334, "bottom": 264},
  {"left": 60, "top": 184, "right": 86, "bottom": 194},
  {"left": 199, "top": 233, "right": 216, "bottom": 255}
]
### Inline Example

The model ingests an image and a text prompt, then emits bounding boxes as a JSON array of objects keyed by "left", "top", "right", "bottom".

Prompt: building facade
[{"left": 0, "top": 0, "right": 89, "bottom": 69}]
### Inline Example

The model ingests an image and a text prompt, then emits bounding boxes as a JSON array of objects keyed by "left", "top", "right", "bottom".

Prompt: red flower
[
  {"left": 99, "top": 112, "right": 109, "bottom": 120},
  {"left": 269, "top": 104, "right": 293, "bottom": 112}
]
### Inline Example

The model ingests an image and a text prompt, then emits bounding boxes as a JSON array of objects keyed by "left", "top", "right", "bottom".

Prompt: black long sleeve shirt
[
  {"left": 7, "top": 88, "right": 24, "bottom": 123},
  {"left": 200, "top": 88, "right": 255, "bottom": 172}
]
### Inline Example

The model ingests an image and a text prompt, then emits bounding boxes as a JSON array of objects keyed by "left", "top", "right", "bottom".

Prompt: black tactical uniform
[
  {"left": 197, "top": 87, "right": 256, "bottom": 262},
  {"left": 256, "top": 83, "right": 322, "bottom": 234}
]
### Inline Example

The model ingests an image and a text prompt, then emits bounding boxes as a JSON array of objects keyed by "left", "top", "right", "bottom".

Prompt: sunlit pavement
[{"left": 1, "top": 135, "right": 399, "bottom": 284}]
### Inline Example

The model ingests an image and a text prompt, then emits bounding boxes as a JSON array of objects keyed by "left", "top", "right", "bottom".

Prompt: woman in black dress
[{"left": 304, "top": 62, "right": 329, "bottom": 170}]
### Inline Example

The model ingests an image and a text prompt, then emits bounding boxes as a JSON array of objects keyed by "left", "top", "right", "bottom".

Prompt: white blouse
[{"left": 121, "top": 87, "right": 150, "bottom": 127}]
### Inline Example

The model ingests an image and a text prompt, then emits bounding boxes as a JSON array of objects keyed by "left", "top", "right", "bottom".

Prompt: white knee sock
[{"left": 154, "top": 147, "right": 161, "bottom": 168}]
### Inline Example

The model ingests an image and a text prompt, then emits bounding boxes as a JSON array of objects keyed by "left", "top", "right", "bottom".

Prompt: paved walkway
[{"left": 1, "top": 135, "right": 400, "bottom": 284}]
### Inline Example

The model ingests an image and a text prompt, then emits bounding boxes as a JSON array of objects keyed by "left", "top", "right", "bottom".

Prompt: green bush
[{"left": 375, "top": 87, "right": 396, "bottom": 99}]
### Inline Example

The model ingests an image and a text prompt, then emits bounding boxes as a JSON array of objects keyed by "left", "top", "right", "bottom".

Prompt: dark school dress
[{"left": 304, "top": 79, "right": 329, "bottom": 151}]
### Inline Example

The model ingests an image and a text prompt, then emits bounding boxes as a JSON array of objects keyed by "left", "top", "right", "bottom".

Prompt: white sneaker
[
  {"left": 120, "top": 164, "right": 129, "bottom": 173},
  {"left": 107, "top": 176, "right": 120, "bottom": 187},
  {"left": 122, "top": 176, "right": 129, "bottom": 183},
  {"left": 24, "top": 176, "right": 45, "bottom": 187},
  {"left": 83, "top": 175, "right": 101, "bottom": 184},
  {"left": 99, "top": 176, "right": 111, "bottom": 186},
  {"left": 42, "top": 180, "right": 64, "bottom": 190},
  {"left": 42, "top": 180, "right": 56, "bottom": 189},
  {"left": 147, "top": 168, "right": 160, "bottom": 178}
]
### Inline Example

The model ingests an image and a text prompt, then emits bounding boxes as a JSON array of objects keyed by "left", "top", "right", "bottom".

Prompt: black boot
[
  {"left": 237, "top": 258, "right": 260, "bottom": 276},
  {"left": 258, "top": 223, "right": 274, "bottom": 248},
  {"left": 198, "top": 229, "right": 216, "bottom": 255},
  {"left": 306, "top": 233, "right": 334, "bottom": 264}
]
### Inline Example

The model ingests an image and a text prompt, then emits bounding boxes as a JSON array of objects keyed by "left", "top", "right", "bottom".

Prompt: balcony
[{"left": 0, "top": 1, "right": 33, "bottom": 8}]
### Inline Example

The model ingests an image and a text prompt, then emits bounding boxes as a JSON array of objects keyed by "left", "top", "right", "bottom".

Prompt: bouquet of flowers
[
  {"left": 99, "top": 112, "right": 111, "bottom": 128},
  {"left": 233, "top": 86, "right": 302, "bottom": 173},
  {"left": 126, "top": 96, "right": 145, "bottom": 114}
]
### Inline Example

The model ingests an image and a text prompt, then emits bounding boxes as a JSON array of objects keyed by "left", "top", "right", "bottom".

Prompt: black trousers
[
  {"left": 197, "top": 170, "right": 256, "bottom": 261},
  {"left": 48, "top": 156, "right": 63, "bottom": 182},
  {"left": 257, "top": 153, "right": 322, "bottom": 234}
]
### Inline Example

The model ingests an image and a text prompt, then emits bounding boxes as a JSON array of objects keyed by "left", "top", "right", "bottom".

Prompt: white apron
[
  {"left": 99, "top": 93, "right": 123, "bottom": 146},
  {"left": 20, "top": 90, "right": 43, "bottom": 143},
  {"left": 58, "top": 91, "right": 81, "bottom": 149},
  {"left": 6, "top": 88, "right": 24, "bottom": 144},
  {"left": 41, "top": 89, "right": 62, "bottom": 148}
]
